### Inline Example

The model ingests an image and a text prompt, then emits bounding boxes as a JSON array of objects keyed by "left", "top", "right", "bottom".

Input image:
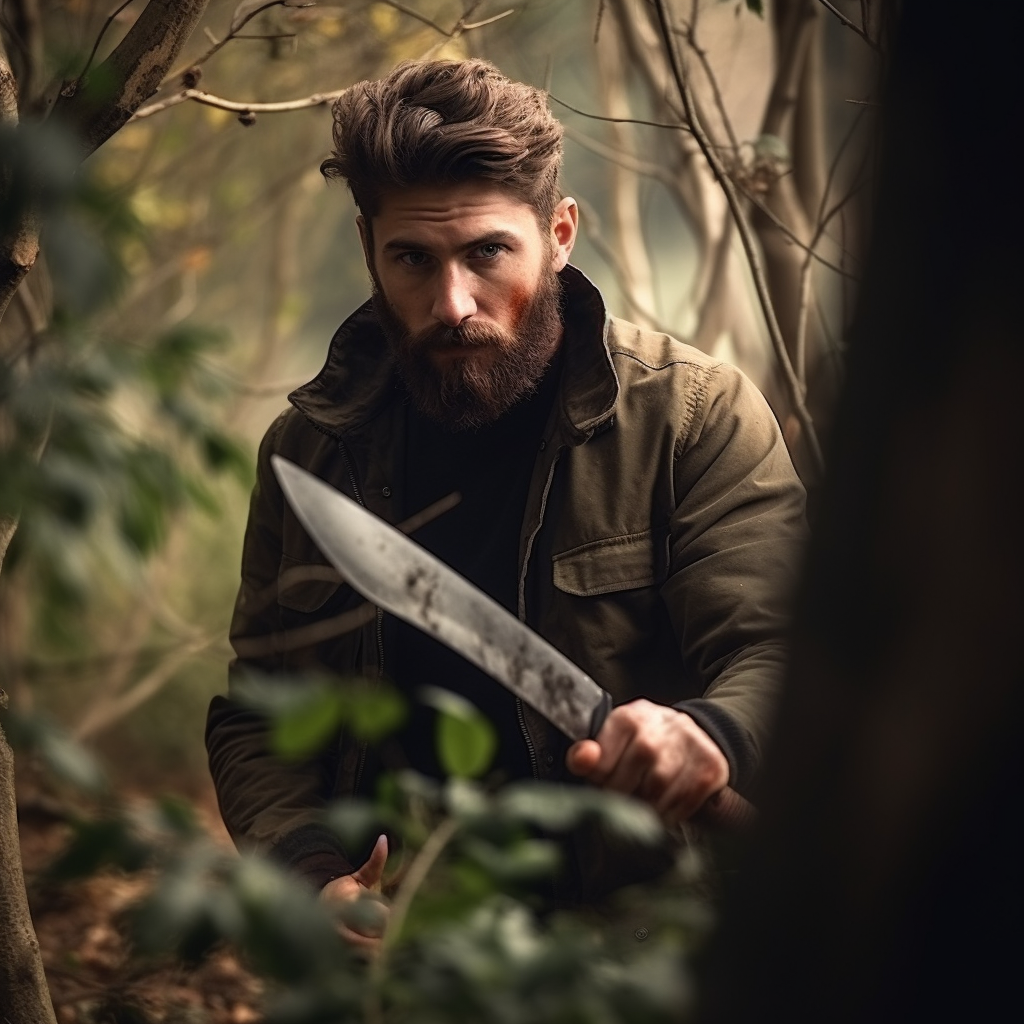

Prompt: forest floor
[{"left": 19, "top": 781, "right": 264, "bottom": 1024}]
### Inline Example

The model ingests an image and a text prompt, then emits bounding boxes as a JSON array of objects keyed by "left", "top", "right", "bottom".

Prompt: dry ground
[{"left": 19, "top": 782, "right": 264, "bottom": 1024}]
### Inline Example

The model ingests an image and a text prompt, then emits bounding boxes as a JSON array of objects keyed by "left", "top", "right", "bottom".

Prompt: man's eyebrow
[{"left": 380, "top": 230, "right": 522, "bottom": 253}]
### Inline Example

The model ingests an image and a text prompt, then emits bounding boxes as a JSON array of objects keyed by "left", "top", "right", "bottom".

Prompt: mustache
[{"left": 405, "top": 320, "right": 514, "bottom": 352}]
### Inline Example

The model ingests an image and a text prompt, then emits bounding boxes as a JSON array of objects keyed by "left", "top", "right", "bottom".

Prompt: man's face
[{"left": 359, "top": 180, "right": 577, "bottom": 430}]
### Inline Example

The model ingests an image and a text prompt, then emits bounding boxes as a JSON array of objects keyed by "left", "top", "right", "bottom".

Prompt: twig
[
  {"left": 577, "top": 198, "right": 677, "bottom": 336},
  {"left": 550, "top": 93, "right": 690, "bottom": 132},
  {"left": 793, "top": 105, "right": 869, "bottom": 384},
  {"left": 679, "top": 1, "right": 740, "bottom": 154},
  {"left": 166, "top": 0, "right": 309, "bottom": 80},
  {"left": 815, "top": 0, "right": 882, "bottom": 52},
  {"left": 652, "top": 0, "right": 824, "bottom": 478},
  {"left": 462, "top": 9, "right": 515, "bottom": 31},
  {"left": 377, "top": 0, "right": 449, "bottom": 35},
  {"left": 734, "top": 182, "right": 859, "bottom": 279},
  {"left": 75, "top": 0, "right": 139, "bottom": 84},
  {"left": 366, "top": 817, "right": 460, "bottom": 1023},
  {"left": 74, "top": 633, "right": 217, "bottom": 740},
  {"left": 238, "top": 491, "right": 463, "bottom": 630},
  {"left": 131, "top": 85, "right": 348, "bottom": 120},
  {"left": 564, "top": 125, "right": 679, "bottom": 190}
]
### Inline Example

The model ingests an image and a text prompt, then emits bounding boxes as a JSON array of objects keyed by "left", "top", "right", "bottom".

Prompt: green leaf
[
  {"left": 271, "top": 688, "right": 346, "bottom": 759},
  {"left": 346, "top": 682, "right": 407, "bottom": 742},
  {"left": 420, "top": 687, "right": 498, "bottom": 779}
]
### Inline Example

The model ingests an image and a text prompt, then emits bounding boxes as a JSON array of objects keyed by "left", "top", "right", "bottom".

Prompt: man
[{"left": 206, "top": 59, "right": 806, "bottom": 950}]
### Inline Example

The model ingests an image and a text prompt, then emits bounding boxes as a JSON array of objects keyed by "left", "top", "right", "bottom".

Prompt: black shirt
[{"left": 381, "top": 355, "right": 563, "bottom": 784}]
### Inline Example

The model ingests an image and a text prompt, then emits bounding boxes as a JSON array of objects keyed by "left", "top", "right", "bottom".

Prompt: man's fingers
[
  {"left": 352, "top": 833, "right": 388, "bottom": 891},
  {"left": 566, "top": 738, "right": 602, "bottom": 776}
]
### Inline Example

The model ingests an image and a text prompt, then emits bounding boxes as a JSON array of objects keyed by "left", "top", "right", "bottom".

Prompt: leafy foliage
[
  {"left": 1, "top": 120, "right": 252, "bottom": 639},
  {"left": 14, "top": 681, "right": 714, "bottom": 1022}
]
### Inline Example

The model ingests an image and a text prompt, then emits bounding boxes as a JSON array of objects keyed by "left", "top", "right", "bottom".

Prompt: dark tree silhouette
[{"left": 700, "top": 1, "right": 1023, "bottom": 1019}]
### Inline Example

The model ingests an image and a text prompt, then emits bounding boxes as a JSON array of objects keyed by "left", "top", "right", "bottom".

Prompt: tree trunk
[
  {"left": 0, "top": 694, "right": 57, "bottom": 1024},
  {"left": 698, "top": 0, "right": 1024, "bottom": 1018},
  {"left": 0, "top": 0, "right": 213, "bottom": 324}
]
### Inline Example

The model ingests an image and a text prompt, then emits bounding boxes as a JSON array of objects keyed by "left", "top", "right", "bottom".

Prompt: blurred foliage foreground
[
  {"left": 2, "top": 119, "right": 710, "bottom": 1022},
  {"left": 5, "top": 672, "right": 712, "bottom": 1024}
]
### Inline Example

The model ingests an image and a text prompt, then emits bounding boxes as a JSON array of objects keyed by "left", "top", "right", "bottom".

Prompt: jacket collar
[{"left": 288, "top": 264, "right": 619, "bottom": 443}]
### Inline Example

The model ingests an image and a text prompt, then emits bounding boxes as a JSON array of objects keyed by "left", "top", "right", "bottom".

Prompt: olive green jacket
[{"left": 206, "top": 266, "right": 806, "bottom": 888}]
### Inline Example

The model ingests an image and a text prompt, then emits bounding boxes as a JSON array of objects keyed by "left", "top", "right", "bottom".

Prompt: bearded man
[{"left": 206, "top": 59, "right": 806, "bottom": 950}]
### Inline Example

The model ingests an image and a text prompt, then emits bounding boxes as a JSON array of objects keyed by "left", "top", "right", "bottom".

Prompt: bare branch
[
  {"left": 462, "top": 9, "right": 515, "bottom": 31},
  {"left": 131, "top": 84, "right": 347, "bottom": 120},
  {"left": 815, "top": 0, "right": 882, "bottom": 52},
  {"left": 74, "top": 633, "right": 217, "bottom": 740},
  {"left": 578, "top": 198, "right": 678, "bottom": 338},
  {"left": 652, "top": 0, "right": 824, "bottom": 478},
  {"left": 678, "top": 4, "right": 740, "bottom": 154},
  {"left": 51, "top": 0, "right": 212, "bottom": 156},
  {"left": 366, "top": 817, "right": 461, "bottom": 1022},
  {"left": 736, "top": 182, "right": 859, "bottom": 280},
  {"left": 76, "top": 0, "right": 139, "bottom": 84},
  {"left": 564, "top": 125, "right": 679, "bottom": 189},
  {"left": 165, "top": 0, "right": 311, "bottom": 83},
  {"left": 376, "top": 0, "right": 449, "bottom": 35},
  {"left": 550, "top": 93, "right": 690, "bottom": 132}
]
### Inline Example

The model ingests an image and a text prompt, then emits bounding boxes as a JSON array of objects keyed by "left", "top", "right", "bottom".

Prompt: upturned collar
[{"left": 288, "top": 264, "right": 619, "bottom": 444}]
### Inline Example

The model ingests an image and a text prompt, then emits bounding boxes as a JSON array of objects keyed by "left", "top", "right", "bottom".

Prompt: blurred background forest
[{"left": 1, "top": 0, "right": 877, "bottom": 796}]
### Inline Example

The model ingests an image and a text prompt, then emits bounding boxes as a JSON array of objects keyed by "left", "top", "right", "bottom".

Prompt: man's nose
[{"left": 431, "top": 265, "right": 477, "bottom": 326}]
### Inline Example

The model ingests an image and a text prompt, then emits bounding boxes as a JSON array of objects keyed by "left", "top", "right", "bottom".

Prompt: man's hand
[
  {"left": 566, "top": 699, "right": 730, "bottom": 823},
  {"left": 320, "top": 834, "right": 390, "bottom": 954}
]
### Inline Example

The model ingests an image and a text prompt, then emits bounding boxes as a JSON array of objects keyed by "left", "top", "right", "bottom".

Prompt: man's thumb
[{"left": 353, "top": 834, "right": 388, "bottom": 890}]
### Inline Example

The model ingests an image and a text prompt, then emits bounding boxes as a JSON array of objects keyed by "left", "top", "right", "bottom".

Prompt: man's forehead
[{"left": 370, "top": 181, "right": 543, "bottom": 244}]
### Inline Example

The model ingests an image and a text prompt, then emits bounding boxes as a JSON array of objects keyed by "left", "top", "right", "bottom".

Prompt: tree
[{"left": 699, "top": 0, "right": 1023, "bottom": 1017}]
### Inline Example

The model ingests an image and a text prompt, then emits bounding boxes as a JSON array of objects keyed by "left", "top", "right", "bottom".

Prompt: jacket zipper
[
  {"left": 336, "top": 439, "right": 382, "bottom": 798},
  {"left": 515, "top": 445, "right": 564, "bottom": 780}
]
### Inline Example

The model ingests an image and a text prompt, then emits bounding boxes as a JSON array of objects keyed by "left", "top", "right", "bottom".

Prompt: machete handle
[
  {"left": 588, "top": 689, "right": 614, "bottom": 739},
  {"left": 586, "top": 691, "right": 757, "bottom": 833}
]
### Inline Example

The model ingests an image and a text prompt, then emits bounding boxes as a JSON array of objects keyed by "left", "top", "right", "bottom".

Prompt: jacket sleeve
[
  {"left": 205, "top": 412, "right": 355, "bottom": 887},
  {"left": 663, "top": 362, "right": 807, "bottom": 789}
]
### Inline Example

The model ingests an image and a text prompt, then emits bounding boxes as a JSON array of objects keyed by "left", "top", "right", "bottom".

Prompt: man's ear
[{"left": 550, "top": 197, "right": 578, "bottom": 272}]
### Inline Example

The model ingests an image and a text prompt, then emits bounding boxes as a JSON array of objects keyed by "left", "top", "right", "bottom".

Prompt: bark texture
[
  {"left": 0, "top": 0, "right": 213, "bottom": 323},
  {"left": 0, "top": 694, "right": 57, "bottom": 1024},
  {"left": 50, "top": 0, "right": 211, "bottom": 157}
]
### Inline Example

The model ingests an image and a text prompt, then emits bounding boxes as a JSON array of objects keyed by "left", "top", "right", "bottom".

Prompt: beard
[{"left": 371, "top": 268, "right": 564, "bottom": 431}]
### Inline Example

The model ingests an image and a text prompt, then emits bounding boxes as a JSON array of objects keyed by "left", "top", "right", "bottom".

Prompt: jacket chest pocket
[
  {"left": 548, "top": 529, "right": 676, "bottom": 698},
  {"left": 552, "top": 529, "right": 667, "bottom": 597}
]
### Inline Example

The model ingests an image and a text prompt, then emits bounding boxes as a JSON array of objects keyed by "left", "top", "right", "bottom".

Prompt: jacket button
[
  {"left": 544, "top": 753, "right": 554, "bottom": 766},
  {"left": 382, "top": 486, "right": 392, "bottom": 498},
  {"left": 539, "top": 439, "right": 547, "bottom": 451},
  {"left": 634, "top": 927, "right": 649, "bottom": 941}
]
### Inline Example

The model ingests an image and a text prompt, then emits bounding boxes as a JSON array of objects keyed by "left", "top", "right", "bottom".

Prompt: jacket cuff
[
  {"left": 673, "top": 699, "right": 758, "bottom": 793},
  {"left": 269, "top": 823, "right": 355, "bottom": 891}
]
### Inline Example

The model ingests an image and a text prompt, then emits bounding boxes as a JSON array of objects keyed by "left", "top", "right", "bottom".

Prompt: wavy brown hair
[{"left": 321, "top": 59, "right": 564, "bottom": 223}]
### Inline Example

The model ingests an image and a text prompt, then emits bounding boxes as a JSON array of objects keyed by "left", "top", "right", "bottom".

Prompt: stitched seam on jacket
[{"left": 552, "top": 528, "right": 653, "bottom": 561}]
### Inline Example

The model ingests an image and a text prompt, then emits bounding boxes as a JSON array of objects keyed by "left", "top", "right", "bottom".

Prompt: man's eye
[
  {"left": 399, "top": 252, "right": 430, "bottom": 267},
  {"left": 473, "top": 243, "right": 504, "bottom": 259}
]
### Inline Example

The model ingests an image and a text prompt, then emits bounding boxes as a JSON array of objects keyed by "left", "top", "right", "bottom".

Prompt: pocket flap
[
  {"left": 552, "top": 530, "right": 664, "bottom": 597},
  {"left": 277, "top": 555, "right": 344, "bottom": 613}
]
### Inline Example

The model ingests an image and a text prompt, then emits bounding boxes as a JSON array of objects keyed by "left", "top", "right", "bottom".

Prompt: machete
[{"left": 271, "top": 455, "right": 753, "bottom": 830}]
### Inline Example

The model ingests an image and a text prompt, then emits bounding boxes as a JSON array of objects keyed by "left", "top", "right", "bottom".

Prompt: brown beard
[{"left": 371, "top": 268, "right": 563, "bottom": 431}]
